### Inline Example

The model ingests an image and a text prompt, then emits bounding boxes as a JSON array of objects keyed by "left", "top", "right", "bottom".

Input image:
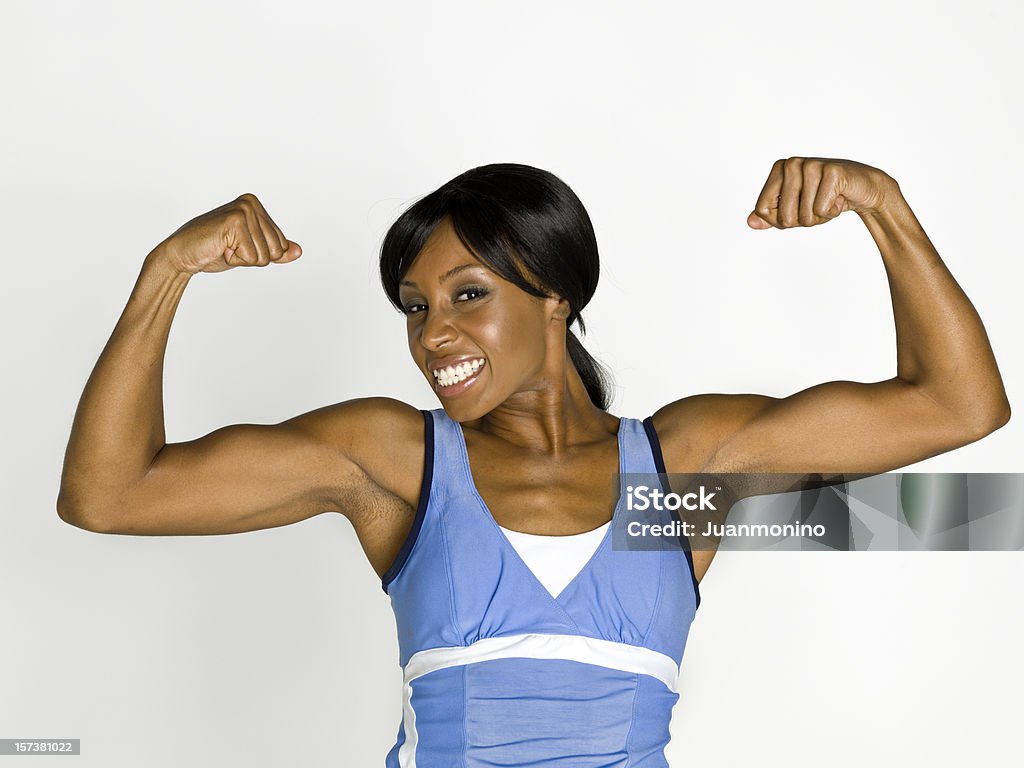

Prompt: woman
[{"left": 57, "top": 160, "right": 1010, "bottom": 766}]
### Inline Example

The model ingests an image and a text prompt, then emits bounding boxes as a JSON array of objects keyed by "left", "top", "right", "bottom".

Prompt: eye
[
  {"left": 456, "top": 286, "right": 489, "bottom": 302},
  {"left": 401, "top": 302, "right": 426, "bottom": 315}
]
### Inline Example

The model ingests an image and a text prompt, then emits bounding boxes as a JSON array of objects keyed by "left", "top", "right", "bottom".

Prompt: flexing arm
[
  {"left": 654, "top": 158, "right": 1010, "bottom": 477},
  {"left": 55, "top": 193, "right": 354, "bottom": 533}
]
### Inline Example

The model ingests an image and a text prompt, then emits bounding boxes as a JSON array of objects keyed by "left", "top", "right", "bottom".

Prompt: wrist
[
  {"left": 858, "top": 175, "right": 912, "bottom": 226},
  {"left": 143, "top": 242, "right": 194, "bottom": 284},
  {"left": 857, "top": 178, "right": 931, "bottom": 253}
]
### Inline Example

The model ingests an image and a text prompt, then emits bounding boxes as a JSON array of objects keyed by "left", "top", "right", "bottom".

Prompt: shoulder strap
[
  {"left": 426, "top": 407, "right": 471, "bottom": 484},
  {"left": 380, "top": 409, "right": 435, "bottom": 593},
  {"left": 641, "top": 415, "right": 701, "bottom": 609}
]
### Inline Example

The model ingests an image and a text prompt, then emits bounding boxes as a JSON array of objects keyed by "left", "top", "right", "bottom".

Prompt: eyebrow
[{"left": 399, "top": 263, "right": 484, "bottom": 289}]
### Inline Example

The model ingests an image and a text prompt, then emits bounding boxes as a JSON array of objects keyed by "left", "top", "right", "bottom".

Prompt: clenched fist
[
  {"left": 747, "top": 157, "right": 899, "bottom": 230},
  {"left": 159, "top": 193, "right": 302, "bottom": 274}
]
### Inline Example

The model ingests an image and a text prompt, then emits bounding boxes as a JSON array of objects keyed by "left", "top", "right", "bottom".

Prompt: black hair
[{"left": 379, "top": 162, "right": 612, "bottom": 410}]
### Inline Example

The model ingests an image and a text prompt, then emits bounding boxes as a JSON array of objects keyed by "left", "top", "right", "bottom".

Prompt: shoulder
[{"left": 647, "top": 393, "right": 779, "bottom": 472}]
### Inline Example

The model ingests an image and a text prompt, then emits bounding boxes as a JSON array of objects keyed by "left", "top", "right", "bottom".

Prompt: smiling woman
[
  {"left": 57, "top": 161, "right": 1009, "bottom": 767},
  {"left": 381, "top": 163, "right": 612, "bottom": 416},
  {"left": 371, "top": 169, "right": 701, "bottom": 766}
]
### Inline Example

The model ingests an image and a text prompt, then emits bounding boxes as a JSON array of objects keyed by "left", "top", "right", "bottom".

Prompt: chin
[
  {"left": 437, "top": 399, "right": 487, "bottom": 423},
  {"left": 435, "top": 388, "right": 500, "bottom": 423}
]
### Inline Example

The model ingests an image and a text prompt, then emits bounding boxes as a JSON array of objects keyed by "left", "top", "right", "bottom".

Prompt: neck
[{"left": 463, "top": 347, "right": 616, "bottom": 454}]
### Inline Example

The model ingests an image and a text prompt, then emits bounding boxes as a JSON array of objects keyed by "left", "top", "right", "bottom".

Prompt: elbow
[
  {"left": 56, "top": 500, "right": 96, "bottom": 531},
  {"left": 56, "top": 488, "right": 84, "bottom": 527},
  {"left": 960, "top": 395, "right": 1011, "bottom": 442},
  {"left": 919, "top": 372, "right": 1012, "bottom": 443},
  {"left": 983, "top": 400, "right": 1011, "bottom": 435},
  {"left": 56, "top": 489, "right": 118, "bottom": 533},
  {"left": 57, "top": 503, "right": 88, "bottom": 531}
]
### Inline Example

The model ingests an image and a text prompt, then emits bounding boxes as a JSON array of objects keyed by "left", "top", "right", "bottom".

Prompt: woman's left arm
[{"left": 654, "top": 157, "right": 1010, "bottom": 475}]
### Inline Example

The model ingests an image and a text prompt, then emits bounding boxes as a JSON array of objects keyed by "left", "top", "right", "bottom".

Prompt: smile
[{"left": 432, "top": 358, "right": 486, "bottom": 388}]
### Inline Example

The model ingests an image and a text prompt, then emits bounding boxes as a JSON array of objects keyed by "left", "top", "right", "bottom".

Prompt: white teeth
[{"left": 432, "top": 358, "right": 486, "bottom": 388}]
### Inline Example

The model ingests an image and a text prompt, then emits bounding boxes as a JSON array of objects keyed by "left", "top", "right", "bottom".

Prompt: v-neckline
[{"left": 451, "top": 414, "right": 627, "bottom": 603}]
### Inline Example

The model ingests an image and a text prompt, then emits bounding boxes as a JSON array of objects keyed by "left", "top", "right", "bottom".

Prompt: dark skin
[{"left": 58, "top": 158, "right": 1010, "bottom": 591}]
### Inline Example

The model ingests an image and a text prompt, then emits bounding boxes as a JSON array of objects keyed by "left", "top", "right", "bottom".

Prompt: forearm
[
  {"left": 860, "top": 185, "right": 1010, "bottom": 430},
  {"left": 58, "top": 245, "right": 191, "bottom": 522}
]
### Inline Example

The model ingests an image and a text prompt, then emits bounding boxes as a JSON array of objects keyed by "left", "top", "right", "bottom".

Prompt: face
[{"left": 398, "top": 217, "right": 569, "bottom": 421}]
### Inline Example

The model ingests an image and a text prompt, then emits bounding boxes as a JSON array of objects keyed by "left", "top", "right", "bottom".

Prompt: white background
[{"left": 2, "top": 1, "right": 1022, "bottom": 765}]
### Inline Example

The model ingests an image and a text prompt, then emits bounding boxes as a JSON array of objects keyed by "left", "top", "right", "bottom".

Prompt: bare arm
[
  {"left": 654, "top": 158, "right": 1010, "bottom": 478},
  {"left": 55, "top": 193, "right": 428, "bottom": 536}
]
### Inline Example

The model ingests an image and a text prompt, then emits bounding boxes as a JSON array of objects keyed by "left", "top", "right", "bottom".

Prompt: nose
[{"left": 418, "top": 307, "right": 458, "bottom": 352}]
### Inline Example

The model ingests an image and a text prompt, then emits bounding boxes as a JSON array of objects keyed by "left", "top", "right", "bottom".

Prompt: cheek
[
  {"left": 475, "top": 304, "right": 549, "bottom": 366},
  {"left": 406, "top": 323, "right": 427, "bottom": 363}
]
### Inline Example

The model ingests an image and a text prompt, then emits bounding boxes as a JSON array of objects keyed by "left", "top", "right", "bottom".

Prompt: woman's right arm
[{"left": 56, "top": 194, "right": 423, "bottom": 536}]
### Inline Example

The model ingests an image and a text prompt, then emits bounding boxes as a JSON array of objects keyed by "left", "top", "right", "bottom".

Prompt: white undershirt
[{"left": 497, "top": 521, "right": 611, "bottom": 599}]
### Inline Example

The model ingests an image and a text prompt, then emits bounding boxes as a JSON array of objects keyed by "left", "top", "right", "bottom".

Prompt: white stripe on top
[{"left": 404, "top": 632, "right": 680, "bottom": 692}]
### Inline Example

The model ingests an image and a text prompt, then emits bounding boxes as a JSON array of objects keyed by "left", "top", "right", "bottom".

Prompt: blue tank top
[{"left": 380, "top": 408, "right": 700, "bottom": 767}]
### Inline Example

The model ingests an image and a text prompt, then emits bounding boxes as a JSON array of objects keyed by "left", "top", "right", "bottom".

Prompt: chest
[{"left": 463, "top": 434, "right": 621, "bottom": 535}]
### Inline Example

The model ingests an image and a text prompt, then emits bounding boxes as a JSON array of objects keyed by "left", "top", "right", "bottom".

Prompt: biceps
[{"left": 712, "top": 379, "right": 969, "bottom": 474}]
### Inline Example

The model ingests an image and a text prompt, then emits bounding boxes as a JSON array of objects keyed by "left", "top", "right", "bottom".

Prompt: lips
[{"left": 427, "top": 355, "right": 487, "bottom": 396}]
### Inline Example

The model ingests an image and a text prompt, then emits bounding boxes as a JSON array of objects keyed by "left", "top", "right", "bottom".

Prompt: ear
[{"left": 549, "top": 296, "right": 571, "bottom": 322}]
